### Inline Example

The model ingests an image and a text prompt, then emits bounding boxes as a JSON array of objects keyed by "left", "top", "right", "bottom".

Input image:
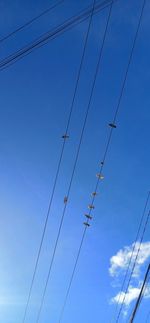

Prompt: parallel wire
[
  {"left": 36, "top": 1, "right": 113, "bottom": 323},
  {"left": 56, "top": 6, "right": 115, "bottom": 322},
  {"left": 0, "top": 0, "right": 64, "bottom": 43},
  {"left": 138, "top": 274, "right": 150, "bottom": 315},
  {"left": 57, "top": 0, "right": 147, "bottom": 320},
  {"left": 58, "top": 226, "right": 87, "bottom": 323},
  {"left": 21, "top": 1, "right": 98, "bottom": 321},
  {"left": 0, "top": 0, "right": 117, "bottom": 71},
  {"left": 111, "top": 192, "right": 150, "bottom": 323},
  {"left": 127, "top": 274, "right": 150, "bottom": 323},
  {"left": 129, "top": 264, "right": 150, "bottom": 323},
  {"left": 115, "top": 209, "right": 150, "bottom": 322}
]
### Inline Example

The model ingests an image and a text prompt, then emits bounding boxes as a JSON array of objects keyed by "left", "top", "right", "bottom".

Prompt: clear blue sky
[{"left": 0, "top": 0, "right": 150, "bottom": 322}]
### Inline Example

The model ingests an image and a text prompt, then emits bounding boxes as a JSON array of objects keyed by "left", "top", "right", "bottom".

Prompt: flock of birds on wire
[{"left": 1, "top": 0, "right": 149, "bottom": 322}]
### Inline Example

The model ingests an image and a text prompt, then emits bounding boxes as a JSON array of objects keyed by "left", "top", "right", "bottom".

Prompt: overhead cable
[
  {"left": 111, "top": 191, "right": 150, "bottom": 322},
  {"left": 115, "top": 209, "right": 150, "bottom": 322},
  {"left": 36, "top": 2, "right": 113, "bottom": 323},
  {"left": 21, "top": 0, "right": 99, "bottom": 321},
  {"left": 0, "top": 0, "right": 64, "bottom": 44},
  {"left": 57, "top": 1, "right": 147, "bottom": 321},
  {"left": 0, "top": 0, "right": 117, "bottom": 71},
  {"left": 129, "top": 264, "right": 150, "bottom": 323}
]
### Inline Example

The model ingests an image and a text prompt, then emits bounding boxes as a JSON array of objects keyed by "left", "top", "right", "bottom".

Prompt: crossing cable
[
  {"left": 127, "top": 273, "right": 150, "bottom": 323},
  {"left": 35, "top": 2, "right": 114, "bottom": 322},
  {"left": 115, "top": 209, "right": 150, "bottom": 322},
  {"left": 137, "top": 274, "right": 150, "bottom": 319},
  {"left": 57, "top": 1, "right": 147, "bottom": 321},
  {"left": 0, "top": 0, "right": 64, "bottom": 44},
  {"left": 21, "top": 1, "right": 98, "bottom": 322},
  {"left": 0, "top": 0, "right": 117, "bottom": 71},
  {"left": 111, "top": 191, "right": 150, "bottom": 323},
  {"left": 129, "top": 265, "right": 150, "bottom": 322},
  {"left": 129, "top": 264, "right": 150, "bottom": 323}
]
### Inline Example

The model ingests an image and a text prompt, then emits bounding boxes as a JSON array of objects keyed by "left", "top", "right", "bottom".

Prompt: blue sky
[{"left": 0, "top": 0, "right": 150, "bottom": 322}]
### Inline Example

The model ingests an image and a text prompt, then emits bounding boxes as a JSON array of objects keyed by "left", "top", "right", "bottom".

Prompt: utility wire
[
  {"left": 111, "top": 191, "right": 150, "bottom": 323},
  {"left": 57, "top": 1, "right": 147, "bottom": 321},
  {"left": 57, "top": 5, "right": 115, "bottom": 322},
  {"left": 0, "top": 0, "right": 64, "bottom": 43},
  {"left": 137, "top": 274, "right": 150, "bottom": 316},
  {"left": 21, "top": 0, "right": 99, "bottom": 322},
  {"left": 34, "top": 0, "right": 103, "bottom": 321},
  {"left": 131, "top": 267, "right": 150, "bottom": 321},
  {"left": 112, "top": 3, "right": 149, "bottom": 320},
  {"left": 0, "top": 0, "right": 117, "bottom": 71},
  {"left": 115, "top": 209, "right": 150, "bottom": 322},
  {"left": 58, "top": 226, "right": 87, "bottom": 323},
  {"left": 129, "top": 264, "right": 150, "bottom": 323}
]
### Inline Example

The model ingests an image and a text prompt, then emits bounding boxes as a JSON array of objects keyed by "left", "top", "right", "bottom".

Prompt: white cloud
[
  {"left": 111, "top": 285, "right": 141, "bottom": 306},
  {"left": 109, "top": 241, "right": 150, "bottom": 316},
  {"left": 109, "top": 241, "right": 150, "bottom": 277},
  {"left": 111, "top": 283, "right": 150, "bottom": 307}
]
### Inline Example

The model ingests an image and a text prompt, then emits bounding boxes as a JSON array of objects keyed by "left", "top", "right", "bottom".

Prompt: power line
[
  {"left": 111, "top": 191, "right": 150, "bottom": 323},
  {"left": 21, "top": 0, "right": 100, "bottom": 321},
  {"left": 0, "top": 0, "right": 117, "bottom": 71},
  {"left": 57, "top": 0, "right": 147, "bottom": 320},
  {"left": 138, "top": 275, "right": 150, "bottom": 317},
  {"left": 58, "top": 226, "right": 87, "bottom": 323},
  {"left": 115, "top": 207, "right": 150, "bottom": 322},
  {"left": 0, "top": 0, "right": 64, "bottom": 43},
  {"left": 34, "top": 2, "right": 114, "bottom": 321},
  {"left": 129, "top": 264, "right": 150, "bottom": 323},
  {"left": 111, "top": 4, "right": 149, "bottom": 321}
]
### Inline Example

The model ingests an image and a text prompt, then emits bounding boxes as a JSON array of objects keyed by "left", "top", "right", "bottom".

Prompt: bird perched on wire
[{"left": 64, "top": 196, "right": 68, "bottom": 204}]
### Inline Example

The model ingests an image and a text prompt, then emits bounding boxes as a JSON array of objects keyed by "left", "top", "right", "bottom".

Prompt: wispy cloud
[
  {"left": 109, "top": 241, "right": 150, "bottom": 313},
  {"left": 111, "top": 283, "right": 150, "bottom": 307},
  {"left": 109, "top": 241, "right": 150, "bottom": 278}
]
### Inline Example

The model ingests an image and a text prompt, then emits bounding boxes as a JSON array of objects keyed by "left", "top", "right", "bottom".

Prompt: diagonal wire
[
  {"left": 111, "top": 191, "right": 150, "bottom": 323},
  {"left": 129, "top": 264, "right": 150, "bottom": 323},
  {"left": 57, "top": 0, "right": 147, "bottom": 321},
  {"left": 35, "top": 2, "right": 114, "bottom": 322},
  {"left": 115, "top": 209, "right": 150, "bottom": 322},
  {"left": 0, "top": 0, "right": 118, "bottom": 71},
  {"left": 137, "top": 274, "right": 150, "bottom": 318},
  {"left": 21, "top": 0, "right": 99, "bottom": 322},
  {"left": 56, "top": 3, "right": 115, "bottom": 323},
  {"left": 0, "top": 0, "right": 64, "bottom": 43}
]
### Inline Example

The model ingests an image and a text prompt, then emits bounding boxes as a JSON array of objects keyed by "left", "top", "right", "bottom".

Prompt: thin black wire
[
  {"left": 35, "top": 0, "right": 100, "bottom": 321},
  {"left": 115, "top": 209, "right": 150, "bottom": 322},
  {"left": 128, "top": 269, "right": 150, "bottom": 323},
  {"left": 0, "top": 0, "right": 113, "bottom": 68},
  {"left": 129, "top": 264, "right": 150, "bottom": 323},
  {"left": 0, "top": 0, "right": 64, "bottom": 43},
  {"left": 21, "top": 1, "right": 98, "bottom": 322},
  {"left": 137, "top": 274, "right": 150, "bottom": 316},
  {"left": 113, "top": 2, "right": 149, "bottom": 320},
  {"left": 0, "top": 1, "right": 114, "bottom": 72},
  {"left": 111, "top": 192, "right": 150, "bottom": 323},
  {"left": 0, "top": 0, "right": 117, "bottom": 71},
  {"left": 58, "top": 226, "right": 87, "bottom": 323},
  {"left": 56, "top": 3, "right": 114, "bottom": 321},
  {"left": 57, "top": 1, "right": 147, "bottom": 321},
  {"left": 130, "top": 266, "right": 150, "bottom": 322}
]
